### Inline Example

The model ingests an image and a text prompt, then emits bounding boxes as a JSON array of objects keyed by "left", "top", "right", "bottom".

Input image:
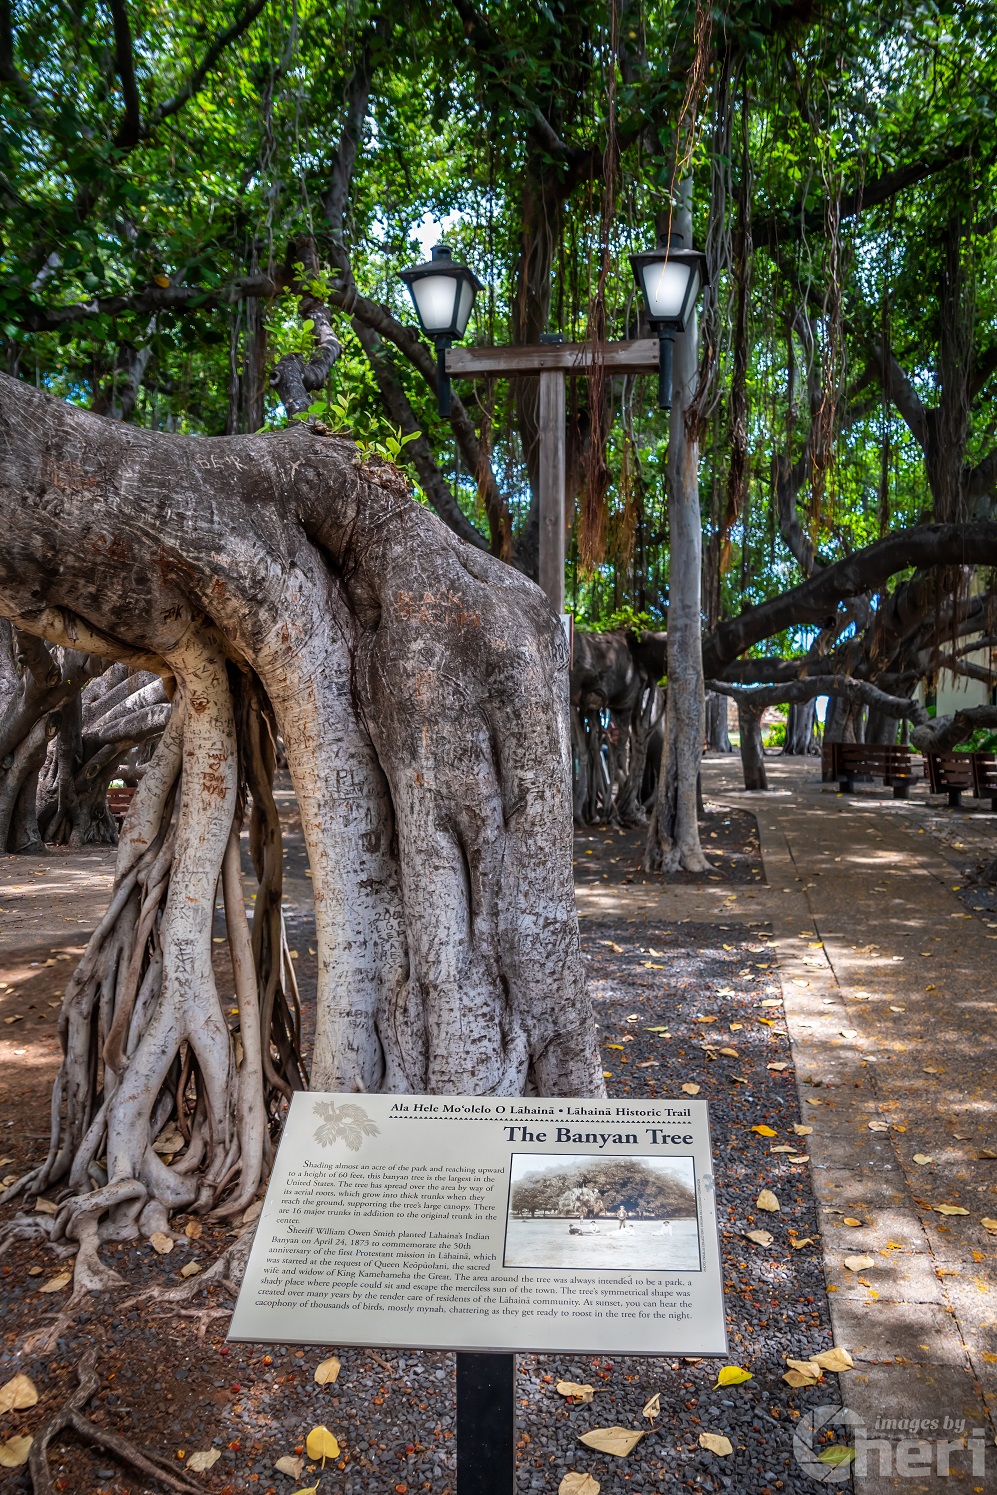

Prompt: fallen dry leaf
[
  {"left": 305, "top": 1425, "right": 340, "bottom": 1463},
  {"left": 979, "top": 1148, "right": 997, "bottom": 1161},
  {"left": 770, "top": 1145, "right": 794, "bottom": 1154},
  {"left": 557, "top": 1381, "right": 594, "bottom": 1403},
  {"left": 578, "top": 1426, "right": 645, "bottom": 1457},
  {"left": 681, "top": 1083, "right": 700, "bottom": 1096},
  {"left": 180, "top": 1262, "right": 201, "bottom": 1278},
  {"left": 315, "top": 1356, "right": 341, "bottom": 1386},
  {"left": 793, "top": 1124, "right": 814, "bottom": 1136},
  {"left": 185, "top": 1220, "right": 203, "bottom": 1240},
  {"left": 34, "top": 1198, "right": 57, "bottom": 1215},
  {"left": 843, "top": 1255, "right": 875, "bottom": 1272},
  {"left": 0, "top": 1375, "right": 38, "bottom": 1413},
  {"left": 744, "top": 1230, "right": 773, "bottom": 1247},
  {"left": 783, "top": 1367, "right": 821, "bottom": 1388},
  {"left": 868, "top": 1120, "right": 889, "bottom": 1131},
  {"left": 935, "top": 1204, "right": 969, "bottom": 1217},
  {"left": 913, "top": 1154, "right": 933, "bottom": 1166},
  {"left": 698, "top": 1432, "right": 733, "bottom": 1457},
  {"left": 38, "top": 1272, "right": 72, "bottom": 1293},
  {"left": 789, "top": 1237, "right": 815, "bottom": 1250},
  {"left": 843, "top": 1218, "right": 863, "bottom": 1228},
  {"left": 719, "top": 1047, "right": 739, "bottom": 1058},
  {"left": 0, "top": 1434, "right": 32, "bottom": 1468},
  {"left": 786, "top": 1357, "right": 823, "bottom": 1378},
  {"left": 767, "top": 1062, "right": 789, "bottom": 1072},
  {"left": 756, "top": 1189, "right": 780, "bottom": 1213},
  {"left": 814, "top": 1347, "right": 854, "bottom": 1372},
  {"left": 641, "top": 1393, "right": 660, "bottom": 1422},
  {"left": 274, "top": 1454, "right": 304, "bottom": 1478},
  {"left": 149, "top": 1232, "right": 174, "bottom": 1254},
  {"left": 982, "top": 1218, "right": 997, "bottom": 1233},
  {"left": 187, "top": 1449, "right": 221, "bottom": 1472},
  {"left": 242, "top": 1200, "right": 263, "bottom": 1225},
  {"left": 559, "top": 1474, "right": 600, "bottom": 1495}
]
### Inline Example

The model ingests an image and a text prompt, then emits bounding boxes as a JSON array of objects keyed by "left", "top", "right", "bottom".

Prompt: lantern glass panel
[
  {"left": 410, "top": 273, "right": 461, "bottom": 336},
  {"left": 455, "top": 276, "right": 476, "bottom": 338},
  {"left": 639, "top": 258, "right": 694, "bottom": 322}
]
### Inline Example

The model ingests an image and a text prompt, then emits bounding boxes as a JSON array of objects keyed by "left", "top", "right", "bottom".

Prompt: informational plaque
[{"left": 228, "top": 1094, "right": 727, "bottom": 1356}]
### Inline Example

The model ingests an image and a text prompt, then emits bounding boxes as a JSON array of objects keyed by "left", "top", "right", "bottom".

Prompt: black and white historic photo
[{"left": 503, "top": 1153, "right": 701, "bottom": 1271}]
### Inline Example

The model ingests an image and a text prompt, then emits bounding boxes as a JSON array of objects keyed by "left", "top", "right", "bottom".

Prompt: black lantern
[
  {"left": 629, "top": 245, "right": 708, "bottom": 409},
  {"left": 398, "top": 244, "right": 483, "bottom": 416}
]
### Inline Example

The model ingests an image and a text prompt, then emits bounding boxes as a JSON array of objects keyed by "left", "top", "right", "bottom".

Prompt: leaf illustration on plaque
[{"left": 312, "top": 1100, "right": 380, "bottom": 1151}]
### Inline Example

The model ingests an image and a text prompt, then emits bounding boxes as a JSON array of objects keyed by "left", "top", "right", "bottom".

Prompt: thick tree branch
[
  {"left": 872, "top": 342, "right": 929, "bottom": 451},
  {"left": 706, "top": 674, "right": 926, "bottom": 722},
  {"left": 109, "top": 0, "right": 142, "bottom": 148},
  {"left": 702, "top": 522, "right": 997, "bottom": 676}
]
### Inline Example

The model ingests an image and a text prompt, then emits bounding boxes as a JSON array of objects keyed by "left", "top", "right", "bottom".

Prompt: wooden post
[{"left": 537, "top": 368, "right": 566, "bottom": 614}]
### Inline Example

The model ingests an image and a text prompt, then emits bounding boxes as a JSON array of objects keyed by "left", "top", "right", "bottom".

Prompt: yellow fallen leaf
[
  {"left": 557, "top": 1381, "right": 594, "bottom": 1403},
  {"left": 793, "top": 1124, "right": 814, "bottom": 1136},
  {"left": 559, "top": 1475, "right": 600, "bottom": 1495},
  {"left": 789, "top": 1237, "right": 815, "bottom": 1250},
  {"left": 756, "top": 1189, "right": 779, "bottom": 1212},
  {"left": 713, "top": 1365, "right": 752, "bottom": 1388},
  {"left": 0, "top": 1374, "right": 38, "bottom": 1413},
  {"left": 180, "top": 1261, "right": 201, "bottom": 1278},
  {"left": 744, "top": 1230, "right": 773, "bottom": 1247},
  {"left": 578, "top": 1426, "right": 645, "bottom": 1457},
  {"left": 315, "top": 1356, "right": 341, "bottom": 1386},
  {"left": 844, "top": 1255, "right": 875, "bottom": 1272},
  {"left": 642, "top": 1393, "right": 660, "bottom": 1422},
  {"left": 605, "top": 1044, "right": 624, "bottom": 1051},
  {"left": 38, "top": 1272, "right": 72, "bottom": 1293},
  {"left": 305, "top": 1425, "right": 340, "bottom": 1464},
  {"left": 0, "top": 1434, "right": 32, "bottom": 1468},
  {"left": 681, "top": 1083, "right": 700, "bottom": 1096},
  {"left": 275, "top": 1455, "right": 304, "bottom": 1478},
  {"left": 935, "top": 1204, "right": 969, "bottom": 1216},
  {"left": 814, "top": 1347, "right": 854, "bottom": 1372},
  {"left": 751, "top": 1125, "right": 777, "bottom": 1137},
  {"left": 699, "top": 1432, "right": 733, "bottom": 1457},
  {"left": 187, "top": 1449, "right": 221, "bottom": 1471},
  {"left": 913, "top": 1154, "right": 933, "bottom": 1166},
  {"left": 843, "top": 1218, "right": 863, "bottom": 1228},
  {"left": 695, "top": 1016, "right": 717, "bottom": 1024}
]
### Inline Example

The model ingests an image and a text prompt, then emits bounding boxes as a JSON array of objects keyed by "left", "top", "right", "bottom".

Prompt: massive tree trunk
[{"left": 0, "top": 376, "right": 602, "bottom": 1262}]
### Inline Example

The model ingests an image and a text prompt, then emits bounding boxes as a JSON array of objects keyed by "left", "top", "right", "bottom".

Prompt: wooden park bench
[
  {"left": 823, "top": 742, "right": 922, "bottom": 798},
  {"left": 106, "top": 786, "right": 136, "bottom": 824},
  {"left": 926, "top": 751, "right": 997, "bottom": 810}
]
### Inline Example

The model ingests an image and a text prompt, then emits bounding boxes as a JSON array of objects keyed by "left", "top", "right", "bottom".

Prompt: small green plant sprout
[{"left": 355, "top": 425, "right": 420, "bottom": 464}]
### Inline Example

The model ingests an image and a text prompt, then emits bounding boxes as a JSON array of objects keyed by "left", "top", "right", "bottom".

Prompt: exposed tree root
[{"left": 27, "top": 1348, "right": 203, "bottom": 1495}]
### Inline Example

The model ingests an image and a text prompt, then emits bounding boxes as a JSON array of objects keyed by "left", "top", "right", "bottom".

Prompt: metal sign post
[{"left": 456, "top": 1352, "right": 516, "bottom": 1495}]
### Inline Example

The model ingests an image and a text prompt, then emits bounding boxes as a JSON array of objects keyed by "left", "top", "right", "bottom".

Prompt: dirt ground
[{"left": 0, "top": 792, "right": 791, "bottom": 1495}]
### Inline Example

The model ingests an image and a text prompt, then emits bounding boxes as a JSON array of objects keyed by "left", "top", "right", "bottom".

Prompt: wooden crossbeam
[{"left": 445, "top": 338, "right": 658, "bottom": 377}]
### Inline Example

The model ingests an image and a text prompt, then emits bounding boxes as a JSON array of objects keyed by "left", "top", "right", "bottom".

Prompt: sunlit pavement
[{"left": 577, "top": 756, "right": 997, "bottom": 1493}]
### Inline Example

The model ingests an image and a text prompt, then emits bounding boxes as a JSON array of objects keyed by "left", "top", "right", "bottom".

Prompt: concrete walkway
[{"left": 577, "top": 756, "right": 997, "bottom": 1493}]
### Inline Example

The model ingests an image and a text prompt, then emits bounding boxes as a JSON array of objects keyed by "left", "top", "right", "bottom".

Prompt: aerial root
[
  {"left": 120, "top": 1219, "right": 256, "bottom": 1310},
  {"left": 27, "top": 1347, "right": 204, "bottom": 1495}
]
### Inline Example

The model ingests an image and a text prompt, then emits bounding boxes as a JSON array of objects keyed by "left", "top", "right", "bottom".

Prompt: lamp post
[
  {"left": 629, "top": 244, "right": 707, "bottom": 409},
  {"left": 398, "top": 244, "right": 483, "bottom": 416}
]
